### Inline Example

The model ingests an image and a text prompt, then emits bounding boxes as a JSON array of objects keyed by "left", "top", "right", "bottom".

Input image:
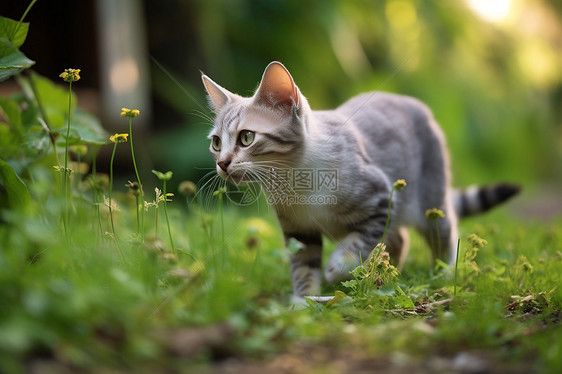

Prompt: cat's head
[{"left": 202, "top": 61, "right": 308, "bottom": 184}]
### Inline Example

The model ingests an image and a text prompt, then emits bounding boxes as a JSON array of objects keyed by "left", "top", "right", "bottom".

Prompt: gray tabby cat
[{"left": 201, "top": 61, "right": 520, "bottom": 298}]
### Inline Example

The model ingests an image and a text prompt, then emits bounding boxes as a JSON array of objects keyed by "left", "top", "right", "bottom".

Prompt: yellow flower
[
  {"left": 109, "top": 133, "right": 129, "bottom": 143},
  {"left": 59, "top": 68, "right": 81, "bottom": 83},
  {"left": 393, "top": 179, "right": 407, "bottom": 191},
  {"left": 425, "top": 208, "right": 445, "bottom": 220},
  {"left": 120, "top": 107, "right": 140, "bottom": 118}
]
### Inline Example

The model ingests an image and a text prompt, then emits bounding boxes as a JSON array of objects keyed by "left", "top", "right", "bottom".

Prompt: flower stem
[
  {"left": 109, "top": 142, "right": 118, "bottom": 236},
  {"left": 155, "top": 204, "right": 159, "bottom": 240},
  {"left": 11, "top": 0, "right": 37, "bottom": 41},
  {"left": 92, "top": 149, "right": 103, "bottom": 238},
  {"left": 129, "top": 118, "right": 144, "bottom": 240},
  {"left": 381, "top": 188, "right": 395, "bottom": 244},
  {"left": 162, "top": 180, "right": 175, "bottom": 252},
  {"left": 135, "top": 194, "right": 140, "bottom": 234},
  {"left": 62, "top": 80, "right": 72, "bottom": 238}
]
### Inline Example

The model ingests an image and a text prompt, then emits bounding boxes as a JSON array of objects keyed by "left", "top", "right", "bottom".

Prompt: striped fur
[
  {"left": 454, "top": 183, "right": 521, "bottom": 218},
  {"left": 202, "top": 62, "right": 521, "bottom": 298}
]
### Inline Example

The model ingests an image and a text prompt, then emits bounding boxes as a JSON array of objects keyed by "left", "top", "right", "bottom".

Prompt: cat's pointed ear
[
  {"left": 201, "top": 73, "right": 232, "bottom": 113},
  {"left": 255, "top": 61, "right": 300, "bottom": 112}
]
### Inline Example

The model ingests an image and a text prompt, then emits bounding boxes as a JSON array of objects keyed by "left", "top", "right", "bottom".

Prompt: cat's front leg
[
  {"left": 286, "top": 232, "right": 323, "bottom": 297},
  {"left": 324, "top": 232, "right": 375, "bottom": 283},
  {"left": 324, "top": 226, "right": 406, "bottom": 283}
]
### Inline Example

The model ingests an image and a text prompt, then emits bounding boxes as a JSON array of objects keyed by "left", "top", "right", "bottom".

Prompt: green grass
[{"left": 1, "top": 185, "right": 561, "bottom": 373}]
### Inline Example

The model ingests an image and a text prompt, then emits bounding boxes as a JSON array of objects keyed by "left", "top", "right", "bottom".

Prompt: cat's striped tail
[{"left": 453, "top": 183, "right": 521, "bottom": 219}]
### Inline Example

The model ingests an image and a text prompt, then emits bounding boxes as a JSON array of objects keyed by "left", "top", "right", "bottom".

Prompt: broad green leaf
[
  {"left": 23, "top": 130, "right": 51, "bottom": 156},
  {"left": 53, "top": 109, "right": 109, "bottom": 146},
  {"left": 0, "top": 96, "right": 22, "bottom": 132},
  {"left": 393, "top": 285, "right": 415, "bottom": 309},
  {"left": 32, "top": 71, "right": 76, "bottom": 115},
  {"left": 0, "top": 15, "right": 30, "bottom": 49},
  {"left": 18, "top": 72, "right": 76, "bottom": 130},
  {"left": 0, "top": 124, "right": 17, "bottom": 158},
  {"left": 326, "top": 290, "right": 347, "bottom": 306},
  {"left": 393, "top": 296, "right": 415, "bottom": 310},
  {"left": 0, "top": 158, "right": 31, "bottom": 212},
  {"left": 72, "top": 109, "right": 109, "bottom": 145},
  {"left": 375, "top": 284, "right": 396, "bottom": 297},
  {"left": 19, "top": 73, "right": 108, "bottom": 147},
  {"left": 340, "top": 280, "right": 357, "bottom": 291},
  {"left": 0, "top": 39, "right": 35, "bottom": 82}
]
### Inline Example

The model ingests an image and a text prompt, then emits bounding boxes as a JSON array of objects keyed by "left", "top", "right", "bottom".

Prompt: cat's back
[
  {"left": 334, "top": 91, "right": 442, "bottom": 146},
  {"left": 336, "top": 91, "right": 430, "bottom": 124},
  {"left": 327, "top": 91, "right": 447, "bottom": 194}
]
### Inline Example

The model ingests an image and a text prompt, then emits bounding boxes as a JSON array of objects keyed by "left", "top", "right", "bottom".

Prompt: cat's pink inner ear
[
  {"left": 202, "top": 75, "right": 231, "bottom": 112},
  {"left": 257, "top": 62, "right": 300, "bottom": 110}
]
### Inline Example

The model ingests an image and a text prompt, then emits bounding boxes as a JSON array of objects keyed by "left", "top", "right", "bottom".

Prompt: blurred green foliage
[{"left": 148, "top": 0, "right": 562, "bottom": 187}]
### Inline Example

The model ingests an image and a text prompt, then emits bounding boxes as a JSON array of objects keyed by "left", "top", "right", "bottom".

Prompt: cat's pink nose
[{"left": 218, "top": 160, "right": 231, "bottom": 172}]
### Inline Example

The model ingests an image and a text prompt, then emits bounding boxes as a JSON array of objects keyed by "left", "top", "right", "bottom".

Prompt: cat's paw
[{"left": 324, "top": 251, "right": 359, "bottom": 283}]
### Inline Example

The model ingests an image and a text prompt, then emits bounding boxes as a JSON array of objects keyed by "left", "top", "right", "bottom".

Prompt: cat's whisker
[
  {"left": 250, "top": 167, "right": 299, "bottom": 216},
  {"left": 205, "top": 177, "right": 227, "bottom": 211},
  {"left": 196, "top": 167, "right": 217, "bottom": 171},
  {"left": 194, "top": 170, "right": 220, "bottom": 200},
  {"left": 247, "top": 169, "right": 274, "bottom": 197},
  {"left": 190, "top": 109, "right": 214, "bottom": 124},
  {"left": 193, "top": 177, "right": 216, "bottom": 204},
  {"left": 252, "top": 160, "right": 293, "bottom": 168},
  {"left": 252, "top": 166, "right": 289, "bottom": 193},
  {"left": 195, "top": 171, "right": 226, "bottom": 211},
  {"left": 256, "top": 171, "right": 289, "bottom": 203},
  {"left": 249, "top": 168, "right": 283, "bottom": 201},
  {"left": 198, "top": 179, "right": 218, "bottom": 210},
  {"left": 252, "top": 162, "right": 295, "bottom": 175},
  {"left": 259, "top": 167, "right": 297, "bottom": 197}
]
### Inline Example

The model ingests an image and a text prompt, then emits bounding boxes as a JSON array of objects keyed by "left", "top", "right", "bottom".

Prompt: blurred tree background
[
  {"left": 2, "top": 0, "right": 562, "bottom": 196},
  {"left": 146, "top": 0, "right": 562, "bottom": 192}
]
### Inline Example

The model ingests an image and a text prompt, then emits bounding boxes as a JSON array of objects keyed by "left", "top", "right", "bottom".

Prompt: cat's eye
[
  {"left": 239, "top": 130, "right": 255, "bottom": 147},
  {"left": 211, "top": 136, "right": 221, "bottom": 151}
]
